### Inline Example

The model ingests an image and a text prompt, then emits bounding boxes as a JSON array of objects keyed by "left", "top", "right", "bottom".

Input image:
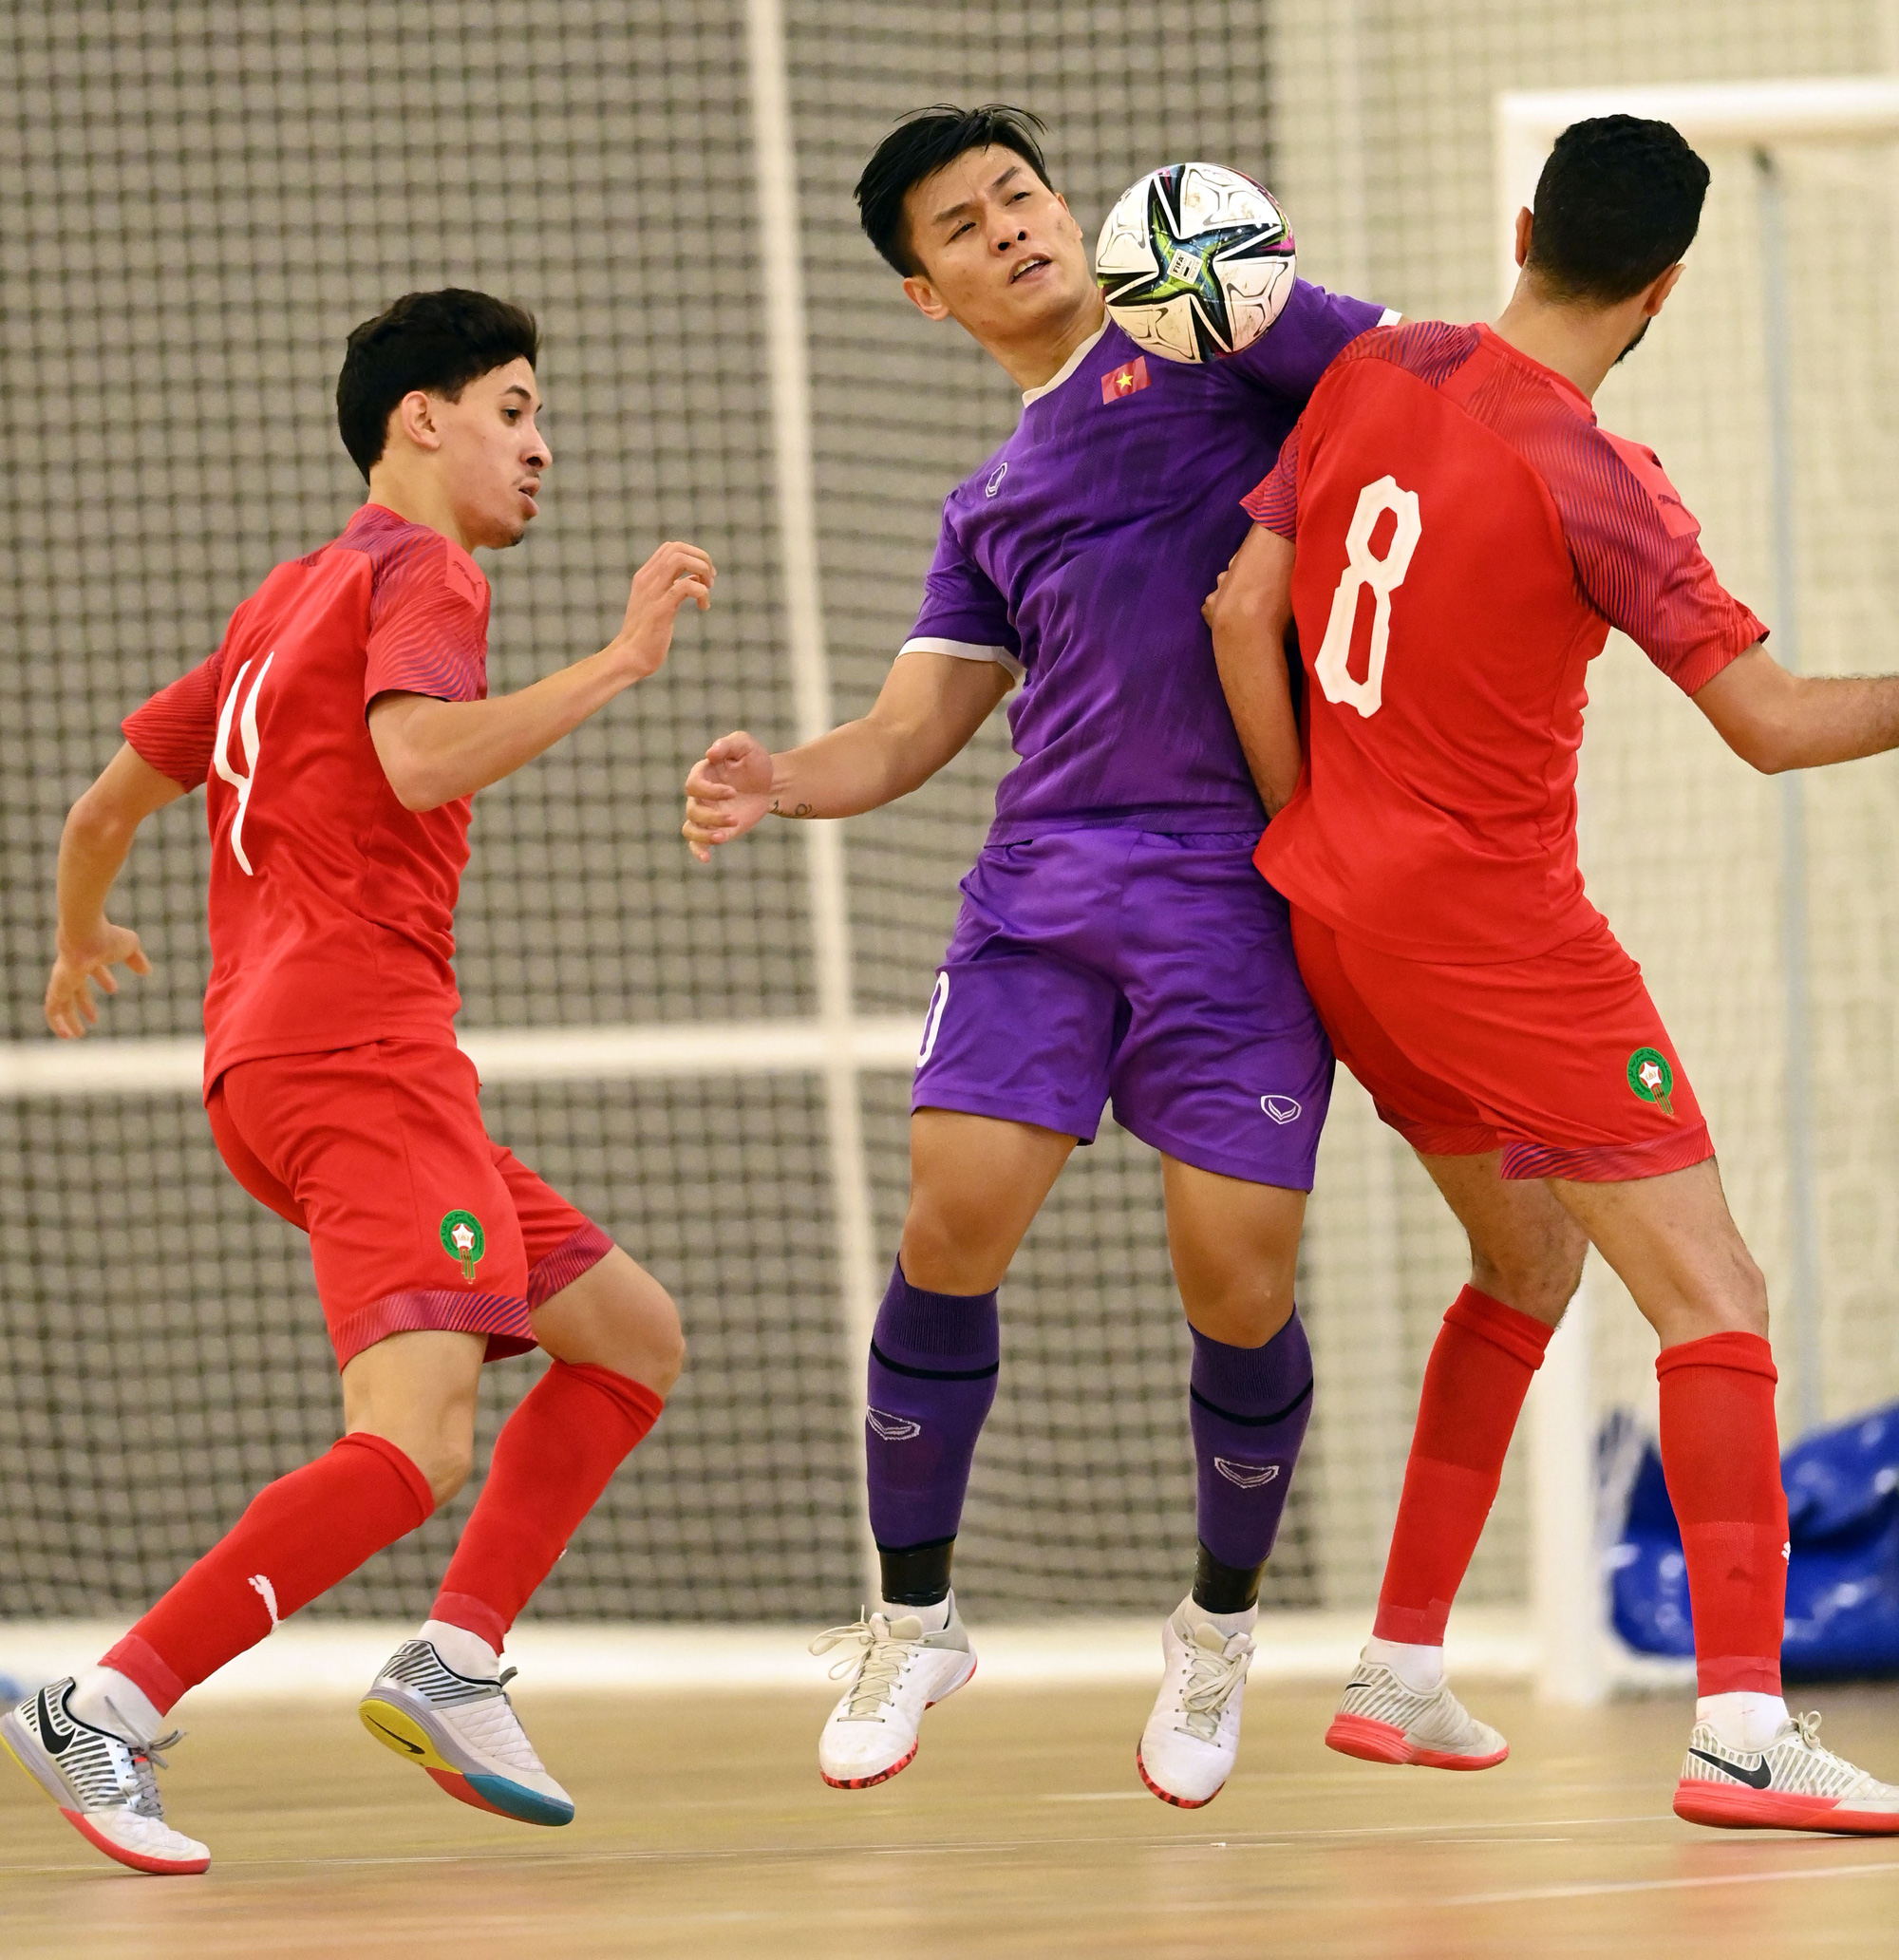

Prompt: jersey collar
[
  {"left": 1021, "top": 322, "right": 1110, "bottom": 406},
  {"left": 1476, "top": 323, "right": 1597, "bottom": 422}
]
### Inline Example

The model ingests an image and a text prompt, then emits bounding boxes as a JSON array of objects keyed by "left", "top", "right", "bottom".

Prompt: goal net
[{"left": 4, "top": 3, "right": 1896, "bottom": 1668}]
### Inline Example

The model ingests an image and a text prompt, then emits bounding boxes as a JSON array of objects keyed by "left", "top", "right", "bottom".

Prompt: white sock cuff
[
  {"left": 422, "top": 1618, "right": 501, "bottom": 1679},
  {"left": 1363, "top": 1635, "right": 1445, "bottom": 1694},
  {"left": 69, "top": 1665, "right": 164, "bottom": 1746}
]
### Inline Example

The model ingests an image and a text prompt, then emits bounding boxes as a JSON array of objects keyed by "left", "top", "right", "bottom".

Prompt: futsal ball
[{"left": 1096, "top": 162, "right": 1296, "bottom": 365}]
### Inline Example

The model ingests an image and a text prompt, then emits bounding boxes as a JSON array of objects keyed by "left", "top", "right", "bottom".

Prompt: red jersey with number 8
[
  {"left": 122, "top": 502, "right": 491, "bottom": 1086},
  {"left": 1241, "top": 320, "right": 1765, "bottom": 963}
]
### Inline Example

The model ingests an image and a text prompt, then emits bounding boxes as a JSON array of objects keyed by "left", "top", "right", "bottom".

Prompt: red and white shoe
[
  {"left": 1137, "top": 1600, "right": 1254, "bottom": 1808},
  {"left": 810, "top": 1596, "right": 976, "bottom": 1789},
  {"left": 1675, "top": 1711, "right": 1899, "bottom": 1833},
  {"left": 0, "top": 1677, "right": 209, "bottom": 1875},
  {"left": 1325, "top": 1653, "right": 1508, "bottom": 1770}
]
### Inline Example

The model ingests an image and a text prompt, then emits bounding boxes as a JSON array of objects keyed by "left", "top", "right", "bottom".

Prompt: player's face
[
  {"left": 901, "top": 149, "right": 1095, "bottom": 342},
  {"left": 435, "top": 357, "right": 550, "bottom": 550}
]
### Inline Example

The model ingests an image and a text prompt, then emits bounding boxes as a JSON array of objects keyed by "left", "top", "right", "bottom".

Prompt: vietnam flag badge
[{"left": 1101, "top": 356, "right": 1150, "bottom": 404}]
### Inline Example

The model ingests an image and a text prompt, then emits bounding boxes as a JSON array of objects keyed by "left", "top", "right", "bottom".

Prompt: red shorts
[
  {"left": 1290, "top": 908, "right": 1714, "bottom": 1181},
  {"left": 206, "top": 1038, "right": 612, "bottom": 1370}
]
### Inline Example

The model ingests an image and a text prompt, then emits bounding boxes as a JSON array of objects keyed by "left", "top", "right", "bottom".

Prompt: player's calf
[
  {"left": 1, "top": 1676, "right": 209, "bottom": 1875},
  {"left": 360, "top": 1627, "right": 574, "bottom": 1826}
]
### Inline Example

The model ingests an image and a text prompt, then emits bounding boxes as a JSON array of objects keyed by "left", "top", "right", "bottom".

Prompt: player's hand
[
  {"left": 45, "top": 921, "right": 152, "bottom": 1040},
  {"left": 1203, "top": 550, "right": 1242, "bottom": 625},
  {"left": 683, "top": 731, "right": 774, "bottom": 863},
  {"left": 610, "top": 541, "right": 716, "bottom": 681}
]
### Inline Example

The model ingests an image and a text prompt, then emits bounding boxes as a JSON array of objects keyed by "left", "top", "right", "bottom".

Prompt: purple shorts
[{"left": 912, "top": 827, "right": 1334, "bottom": 1189}]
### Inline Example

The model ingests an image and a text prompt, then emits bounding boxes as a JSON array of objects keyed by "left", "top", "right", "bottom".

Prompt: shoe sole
[
  {"left": 1135, "top": 1746, "right": 1224, "bottom": 1809},
  {"left": 359, "top": 1689, "right": 573, "bottom": 1827},
  {"left": 1673, "top": 1780, "right": 1899, "bottom": 1835},
  {"left": 818, "top": 1654, "right": 977, "bottom": 1791},
  {"left": 1325, "top": 1712, "right": 1509, "bottom": 1772},
  {"left": 0, "top": 1709, "right": 209, "bottom": 1875}
]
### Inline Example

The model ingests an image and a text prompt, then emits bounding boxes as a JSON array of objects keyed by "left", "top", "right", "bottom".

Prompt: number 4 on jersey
[{"left": 1315, "top": 476, "right": 1420, "bottom": 718}]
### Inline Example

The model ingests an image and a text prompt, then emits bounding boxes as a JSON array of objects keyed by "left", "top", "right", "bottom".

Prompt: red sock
[
  {"left": 1656, "top": 1330, "right": 1787, "bottom": 1696},
  {"left": 103, "top": 1433, "right": 433, "bottom": 1714},
  {"left": 432, "top": 1361, "right": 663, "bottom": 1651},
  {"left": 1373, "top": 1286, "right": 1554, "bottom": 1645}
]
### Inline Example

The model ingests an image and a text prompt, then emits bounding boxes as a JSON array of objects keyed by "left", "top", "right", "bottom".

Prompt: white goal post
[{"left": 1500, "top": 77, "right": 1899, "bottom": 1705}]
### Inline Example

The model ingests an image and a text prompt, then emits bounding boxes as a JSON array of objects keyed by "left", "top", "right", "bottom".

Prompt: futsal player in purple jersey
[{"left": 685, "top": 104, "right": 1392, "bottom": 1806}]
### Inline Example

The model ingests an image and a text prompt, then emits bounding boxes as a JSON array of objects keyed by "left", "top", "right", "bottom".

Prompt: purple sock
[
  {"left": 1190, "top": 1312, "right": 1314, "bottom": 1597},
  {"left": 865, "top": 1260, "right": 1000, "bottom": 1595}
]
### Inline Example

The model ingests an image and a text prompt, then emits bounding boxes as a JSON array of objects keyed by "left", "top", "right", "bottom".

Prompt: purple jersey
[{"left": 906, "top": 280, "right": 1390, "bottom": 839}]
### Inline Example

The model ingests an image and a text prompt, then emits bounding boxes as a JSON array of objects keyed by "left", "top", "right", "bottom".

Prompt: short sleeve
[
  {"left": 1563, "top": 432, "right": 1767, "bottom": 694},
  {"left": 122, "top": 642, "right": 229, "bottom": 787},
  {"left": 900, "top": 510, "right": 1024, "bottom": 680},
  {"left": 1240, "top": 420, "right": 1302, "bottom": 538},
  {"left": 364, "top": 532, "right": 491, "bottom": 708},
  {"left": 1222, "top": 279, "right": 1392, "bottom": 403}
]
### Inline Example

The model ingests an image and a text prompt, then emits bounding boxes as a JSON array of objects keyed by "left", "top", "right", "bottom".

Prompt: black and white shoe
[
  {"left": 1675, "top": 1712, "right": 1899, "bottom": 1834},
  {"left": 0, "top": 1677, "right": 208, "bottom": 1875},
  {"left": 360, "top": 1638, "right": 574, "bottom": 1826}
]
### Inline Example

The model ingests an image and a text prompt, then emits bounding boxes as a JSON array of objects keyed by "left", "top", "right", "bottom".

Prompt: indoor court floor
[{"left": 5, "top": 1679, "right": 1898, "bottom": 1957}]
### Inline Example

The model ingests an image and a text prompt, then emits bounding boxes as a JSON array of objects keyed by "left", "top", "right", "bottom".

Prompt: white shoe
[
  {"left": 0, "top": 1677, "right": 209, "bottom": 1875},
  {"left": 810, "top": 1596, "right": 977, "bottom": 1789},
  {"left": 1675, "top": 1711, "right": 1899, "bottom": 1834},
  {"left": 1137, "top": 1599, "right": 1253, "bottom": 1808},
  {"left": 360, "top": 1639, "right": 573, "bottom": 1826},
  {"left": 1325, "top": 1652, "right": 1509, "bottom": 1770}
]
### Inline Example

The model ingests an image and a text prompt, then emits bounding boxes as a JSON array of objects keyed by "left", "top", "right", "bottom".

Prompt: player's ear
[
  {"left": 393, "top": 389, "right": 443, "bottom": 454},
  {"left": 1514, "top": 206, "right": 1533, "bottom": 269},
  {"left": 902, "top": 273, "right": 952, "bottom": 325},
  {"left": 1643, "top": 261, "right": 1687, "bottom": 317}
]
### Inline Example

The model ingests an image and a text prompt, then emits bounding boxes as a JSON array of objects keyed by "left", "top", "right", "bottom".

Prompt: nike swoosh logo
[
  {"left": 1342, "top": 1679, "right": 1376, "bottom": 1692},
  {"left": 366, "top": 1716, "right": 424, "bottom": 1757},
  {"left": 36, "top": 1687, "right": 75, "bottom": 1757},
  {"left": 1688, "top": 1746, "right": 1771, "bottom": 1790}
]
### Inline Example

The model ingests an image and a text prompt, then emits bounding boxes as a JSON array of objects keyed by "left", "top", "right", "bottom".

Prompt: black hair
[
  {"left": 1527, "top": 115, "right": 1711, "bottom": 306},
  {"left": 855, "top": 103, "right": 1052, "bottom": 276},
  {"left": 335, "top": 288, "right": 540, "bottom": 481}
]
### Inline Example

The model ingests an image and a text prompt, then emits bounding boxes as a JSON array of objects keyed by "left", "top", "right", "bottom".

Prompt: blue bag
[{"left": 1608, "top": 1403, "right": 1899, "bottom": 1678}]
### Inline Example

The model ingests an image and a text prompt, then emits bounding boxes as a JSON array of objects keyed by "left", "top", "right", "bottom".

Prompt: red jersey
[
  {"left": 1242, "top": 321, "right": 1765, "bottom": 963},
  {"left": 123, "top": 502, "right": 490, "bottom": 1085}
]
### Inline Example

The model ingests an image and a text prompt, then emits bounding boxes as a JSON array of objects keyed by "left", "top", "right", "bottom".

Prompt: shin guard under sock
[
  {"left": 1189, "top": 1312, "right": 1314, "bottom": 1609},
  {"left": 103, "top": 1432, "right": 434, "bottom": 1714},
  {"left": 433, "top": 1361, "right": 664, "bottom": 1653},
  {"left": 1656, "top": 1330, "right": 1787, "bottom": 1696},
  {"left": 864, "top": 1260, "right": 999, "bottom": 1604},
  {"left": 1373, "top": 1286, "right": 1553, "bottom": 1646}
]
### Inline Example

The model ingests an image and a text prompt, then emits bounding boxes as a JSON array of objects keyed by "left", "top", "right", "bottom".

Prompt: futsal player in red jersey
[
  {"left": 2, "top": 291, "right": 715, "bottom": 1875},
  {"left": 1209, "top": 117, "right": 1899, "bottom": 1833}
]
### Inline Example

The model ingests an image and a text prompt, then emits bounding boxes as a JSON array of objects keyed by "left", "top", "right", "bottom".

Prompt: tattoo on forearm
[{"left": 769, "top": 798, "right": 815, "bottom": 819}]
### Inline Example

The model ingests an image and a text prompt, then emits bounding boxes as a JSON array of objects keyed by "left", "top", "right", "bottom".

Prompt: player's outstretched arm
[
  {"left": 46, "top": 743, "right": 186, "bottom": 1039},
  {"left": 682, "top": 650, "right": 1012, "bottom": 862},
  {"left": 1693, "top": 642, "right": 1899, "bottom": 775},
  {"left": 1206, "top": 525, "right": 1304, "bottom": 817},
  {"left": 369, "top": 539, "right": 715, "bottom": 812}
]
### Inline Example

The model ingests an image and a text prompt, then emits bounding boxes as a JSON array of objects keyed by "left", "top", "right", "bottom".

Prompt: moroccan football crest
[
  {"left": 1626, "top": 1046, "right": 1675, "bottom": 1119},
  {"left": 440, "top": 1209, "right": 485, "bottom": 1281}
]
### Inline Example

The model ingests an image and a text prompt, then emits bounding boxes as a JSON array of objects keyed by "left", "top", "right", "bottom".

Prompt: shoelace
[
  {"left": 122, "top": 1731, "right": 183, "bottom": 1820},
  {"left": 1177, "top": 1636, "right": 1253, "bottom": 1742},
  {"left": 810, "top": 1614, "right": 915, "bottom": 1719}
]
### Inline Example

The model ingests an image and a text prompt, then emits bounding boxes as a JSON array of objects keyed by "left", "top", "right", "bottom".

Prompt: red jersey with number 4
[
  {"left": 1242, "top": 321, "right": 1766, "bottom": 963},
  {"left": 122, "top": 502, "right": 490, "bottom": 1085}
]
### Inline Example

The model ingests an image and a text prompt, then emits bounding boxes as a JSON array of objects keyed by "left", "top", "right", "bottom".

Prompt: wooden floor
[{"left": 6, "top": 1680, "right": 1899, "bottom": 1957}]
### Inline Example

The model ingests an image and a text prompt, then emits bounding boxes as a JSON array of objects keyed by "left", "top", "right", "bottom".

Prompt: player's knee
[
  {"left": 1471, "top": 1230, "right": 1588, "bottom": 1327},
  {"left": 898, "top": 1197, "right": 1007, "bottom": 1296},
  {"left": 405, "top": 1427, "right": 476, "bottom": 1507}
]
